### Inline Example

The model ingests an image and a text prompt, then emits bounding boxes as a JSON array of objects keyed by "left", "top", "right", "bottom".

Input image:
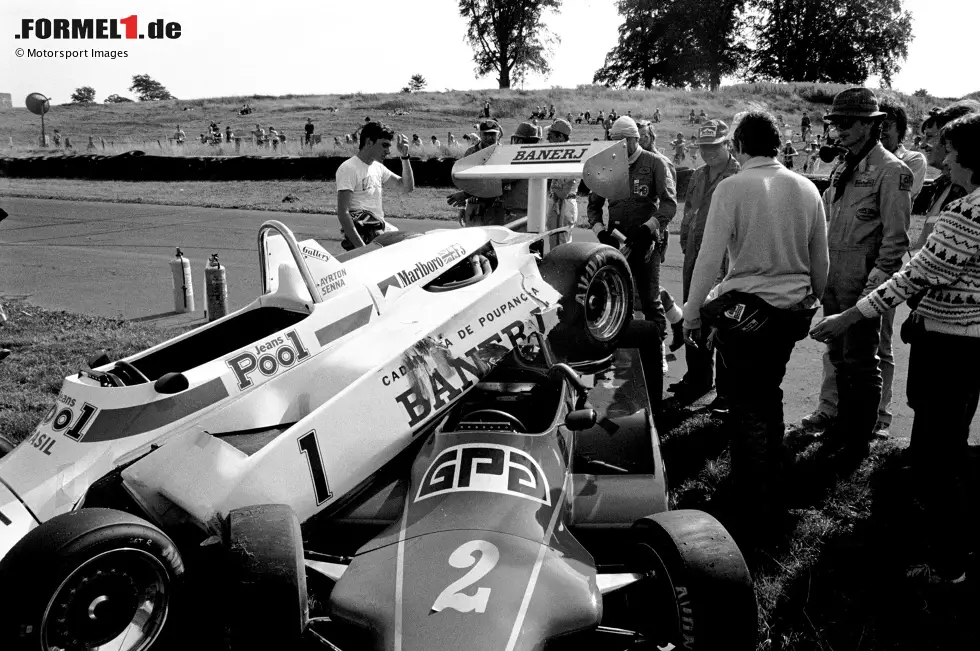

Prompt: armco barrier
[{"left": 0, "top": 153, "right": 936, "bottom": 211}]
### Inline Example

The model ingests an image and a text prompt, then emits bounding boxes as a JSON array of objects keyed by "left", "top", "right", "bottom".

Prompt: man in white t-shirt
[{"left": 336, "top": 121, "right": 414, "bottom": 249}]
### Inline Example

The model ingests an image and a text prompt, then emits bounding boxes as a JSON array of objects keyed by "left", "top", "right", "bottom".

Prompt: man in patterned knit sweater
[{"left": 811, "top": 113, "right": 980, "bottom": 585}]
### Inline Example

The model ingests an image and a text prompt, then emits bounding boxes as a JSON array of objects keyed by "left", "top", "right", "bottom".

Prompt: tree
[
  {"left": 458, "top": 0, "right": 562, "bottom": 89},
  {"left": 913, "top": 88, "right": 929, "bottom": 98},
  {"left": 749, "top": 0, "right": 913, "bottom": 85},
  {"left": 128, "top": 74, "right": 176, "bottom": 101},
  {"left": 408, "top": 74, "right": 427, "bottom": 92},
  {"left": 594, "top": 0, "right": 747, "bottom": 90},
  {"left": 104, "top": 94, "right": 134, "bottom": 103},
  {"left": 70, "top": 86, "right": 96, "bottom": 103}
]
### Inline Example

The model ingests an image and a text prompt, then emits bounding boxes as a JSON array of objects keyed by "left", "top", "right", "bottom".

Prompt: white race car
[{"left": 0, "top": 141, "right": 756, "bottom": 651}]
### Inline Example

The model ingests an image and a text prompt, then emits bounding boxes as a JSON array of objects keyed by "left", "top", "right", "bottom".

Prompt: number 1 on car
[{"left": 298, "top": 430, "right": 332, "bottom": 505}]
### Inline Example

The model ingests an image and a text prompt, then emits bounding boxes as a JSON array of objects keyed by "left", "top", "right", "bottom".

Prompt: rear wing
[
  {"left": 451, "top": 140, "right": 632, "bottom": 244},
  {"left": 451, "top": 140, "right": 631, "bottom": 201}
]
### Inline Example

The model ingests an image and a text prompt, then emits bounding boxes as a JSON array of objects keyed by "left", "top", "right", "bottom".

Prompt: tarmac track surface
[{"left": 1, "top": 197, "right": 976, "bottom": 440}]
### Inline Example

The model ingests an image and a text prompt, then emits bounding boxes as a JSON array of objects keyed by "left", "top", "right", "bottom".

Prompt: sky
[{"left": 1, "top": 0, "right": 977, "bottom": 107}]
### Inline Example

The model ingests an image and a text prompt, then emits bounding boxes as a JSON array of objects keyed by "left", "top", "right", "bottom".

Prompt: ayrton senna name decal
[{"left": 416, "top": 443, "right": 550, "bottom": 505}]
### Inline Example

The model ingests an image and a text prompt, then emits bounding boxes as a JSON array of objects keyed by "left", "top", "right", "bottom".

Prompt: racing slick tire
[
  {"left": 0, "top": 508, "right": 184, "bottom": 651},
  {"left": 0, "top": 433, "right": 15, "bottom": 458},
  {"left": 615, "top": 510, "right": 757, "bottom": 650},
  {"left": 538, "top": 242, "right": 633, "bottom": 361},
  {"left": 225, "top": 503, "right": 309, "bottom": 651}
]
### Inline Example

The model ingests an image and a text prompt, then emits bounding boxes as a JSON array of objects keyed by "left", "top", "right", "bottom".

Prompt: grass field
[{"left": 0, "top": 298, "right": 976, "bottom": 650}]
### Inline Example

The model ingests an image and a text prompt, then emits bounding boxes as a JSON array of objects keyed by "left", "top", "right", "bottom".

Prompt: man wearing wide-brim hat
[{"left": 803, "top": 86, "right": 912, "bottom": 461}]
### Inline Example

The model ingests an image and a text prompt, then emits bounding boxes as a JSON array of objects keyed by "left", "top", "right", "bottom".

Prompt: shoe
[
  {"left": 708, "top": 395, "right": 730, "bottom": 415},
  {"left": 801, "top": 411, "right": 835, "bottom": 431},
  {"left": 671, "top": 382, "right": 712, "bottom": 401},
  {"left": 668, "top": 322, "right": 685, "bottom": 352},
  {"left": 873, "top": 421, "right": 891, "bottom": 439}
]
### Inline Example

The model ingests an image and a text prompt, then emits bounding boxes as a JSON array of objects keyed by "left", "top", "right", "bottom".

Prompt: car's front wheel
[
  {"left": 0, "top": 508, "right": 184, "bottom": 651},
  {"left": 0, "top": 433, "right": 15, "bottom": 458},
  {"left": 602, "top": 510, "right": 758, "bottom": 650}
]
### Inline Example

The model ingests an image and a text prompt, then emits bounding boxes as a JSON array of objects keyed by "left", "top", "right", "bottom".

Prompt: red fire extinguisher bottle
[
  {"left": 170, "top": 248, "right": 195, "bottom": 314},
  {"left": 205, "top": 253, "right": 228, "bottom": 322}
]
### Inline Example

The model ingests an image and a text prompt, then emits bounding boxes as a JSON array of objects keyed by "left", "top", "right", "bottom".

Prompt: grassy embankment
[
  {"left": 0, "top": 296, "right": 975, "bottom": 651},
  {"left": 0, "top": 82, "right": 949, "bottom": 161}
]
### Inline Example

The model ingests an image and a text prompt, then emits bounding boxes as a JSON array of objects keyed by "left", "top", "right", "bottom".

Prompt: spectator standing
[
  {"left": 810, "top": 113, "right": 980, "bottom": 585},
  {"left": 689, "top": 109, "right": 697, "bottom": 124},
  {"left": 653, "top": 108, "right": 661, "bottom": 123},
  {"left": 252, "top": 123, "right": 265, "bottom": 145},
  {"left": 483, "top": 100, "right": 491, "bottom": 118},
  {"left": 585, "top": 110, "right": 592, "bottom": 124},
  {"left": 548, "top": 104, "right": 556, "bottom": 119},
  {"left": 447, "top": 132, "right": 458, "bottom": 147},
  {"left": 683, "top": 111, "right": 828, "bottom": 536},
  {"left": 588, "top": 116, "right": 677, "bottom": 338},
  {"left": 912, "top": 101, "right": 980, "bottom": 250},
  {"left": 638, "top": 120, "right": 685, "bottom": 373},
  {"left": 672, "top": 120, "right": 741, "bottom": 405},
  {"left": 671, "top": 133, "right": 686, "bottom": 165},
  {"left": 448, "top": 120, "right": 505, "bottom": 226},
  {"left": 805, "top": 88, "right": 911, "bottom": 458},
  {"left": 335, "top": 122, "right": 414, "bottom": 250},
  {"left": 545, "top": 119, "right": 579, "bottom": 240},
  {"left": 305, "top": 118, "right": 315, "bottom": 147},
  {"left": 805, "top": 99, "right": 928, "bottom": 435},
  {"left": 173, "top": 125, "right": 185, "bottom": 145},
  {"left": 52, "top": 129, "right": 62, "bottom": 146},
  {"left": 225, "top": 126, "right": 233, "bottom": 143},
  {"left": 801, "top": 113, "right": 812, "bottom": 141},
  {"left": 430, "top": 135, "right": 442, "bottom": 148},
  {"left": 781, "top": 140, "right": 799, "bottom": 168}
]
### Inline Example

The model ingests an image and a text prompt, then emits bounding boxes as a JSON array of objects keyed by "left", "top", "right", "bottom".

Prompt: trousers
[
  {"left": 815, "top": 308, "right": 895, "bottom": 425},
  {"left": 905, "top": 329, "right": 980, "bottom": 574},
  {"left": 713, "top": 307, "right": 814, "bottom": 506},
  {"left": 821, "top": 250, "right": 882, "bottom": 441}
]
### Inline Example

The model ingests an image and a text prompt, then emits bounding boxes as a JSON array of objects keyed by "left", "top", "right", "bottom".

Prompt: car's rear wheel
[
  {"left": 602, "top": 510, "right": 757, "bottom": 650},
  {"left": 0, "top": 508, "right": 183, "bottom": 651},
  {"left": 225, "top": 503, "right": 309, "bottom": 651},
  {"left": 538, "top": 242, "right": 633, "bottom": 361}
]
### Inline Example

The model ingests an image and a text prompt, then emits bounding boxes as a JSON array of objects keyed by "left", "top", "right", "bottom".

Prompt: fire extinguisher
[
  {"left": 170, "top": 248, "right": 195, "bottom": 314},
  {"left": 205, "top": 253, "right": 228, "bottom": 322}
]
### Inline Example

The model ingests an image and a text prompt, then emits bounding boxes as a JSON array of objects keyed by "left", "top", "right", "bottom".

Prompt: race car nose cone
[{"left": 0, "top": 481, "right": 39, "bottom": 561}]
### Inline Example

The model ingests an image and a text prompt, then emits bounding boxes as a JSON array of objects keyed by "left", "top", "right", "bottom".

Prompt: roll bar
[{"left": 257, "top": 220, "right": 323, "bottom": 303}]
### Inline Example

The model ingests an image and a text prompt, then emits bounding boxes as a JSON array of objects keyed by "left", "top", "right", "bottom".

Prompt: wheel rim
[
  {"left": 622, "top": 541, "right": 684, "bottom": 648},
  {"left": 41, "top": 548, "right": 171, "bottom": 651},
  {"left": 583, "top": 266, "right": 629, "bottom": 342}
]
